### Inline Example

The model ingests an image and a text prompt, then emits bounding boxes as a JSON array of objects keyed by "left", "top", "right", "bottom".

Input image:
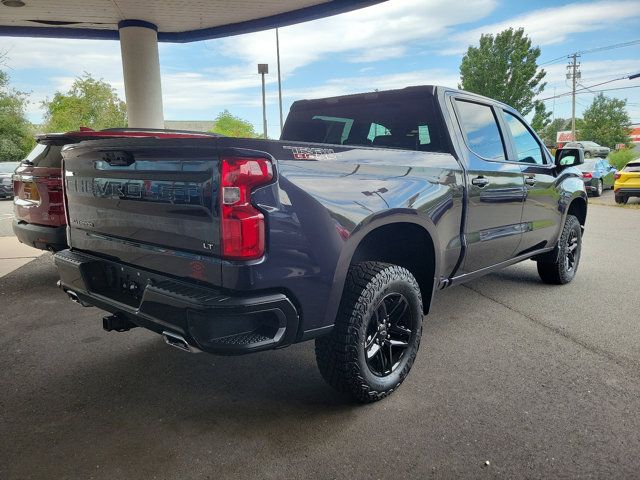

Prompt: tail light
[
  {"left": 582, "top": 172, "right": 593, "bottom": 179},
  {"left": 220, "top": 157, "right": 273, "bottom": 260},
  {"left": 614, "top": 173, "right": 621, "bottom": 180}
]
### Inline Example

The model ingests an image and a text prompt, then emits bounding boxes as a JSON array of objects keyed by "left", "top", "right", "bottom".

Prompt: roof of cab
[{"left": 290, "top": 85, "right": 514, "bottom": 111}]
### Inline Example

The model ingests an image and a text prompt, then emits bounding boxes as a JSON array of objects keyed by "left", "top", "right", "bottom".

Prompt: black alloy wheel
[
  {"left": 564, "top": 227, "right": 580, "bottom": 274},
  {"left": 364, "top": 292, "right": 416, "bottom": 377}
]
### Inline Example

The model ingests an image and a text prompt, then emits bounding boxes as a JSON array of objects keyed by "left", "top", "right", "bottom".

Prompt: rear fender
[{"left": 321, "top": 209, "right": 441, "bottom": 328}]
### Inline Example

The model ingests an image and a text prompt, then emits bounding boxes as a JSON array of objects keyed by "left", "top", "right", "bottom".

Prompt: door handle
[
  {"left": 525, "top": 176, "right": 536, "bottom": 187},
  {"left": 471, "top": 176, "right": 490, "bottom": 187}
]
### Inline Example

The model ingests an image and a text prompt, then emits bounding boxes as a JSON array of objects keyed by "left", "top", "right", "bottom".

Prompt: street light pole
[
  {"left": 276, "top": 28, "right": 284, "bottom": 133},
  {"left": 258, "top": 63, "right": 269, "bottom": 139}
]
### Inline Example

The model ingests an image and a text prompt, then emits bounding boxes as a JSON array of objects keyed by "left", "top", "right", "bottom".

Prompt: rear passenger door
[
  {"left": 451, "top": 97, "right": 526, "bottom": 274},
  {"left": 500, "top": 109, "right": 561, "bottom": 255}
]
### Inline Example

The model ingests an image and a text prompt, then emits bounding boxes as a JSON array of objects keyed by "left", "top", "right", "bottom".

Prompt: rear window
[
  {"left": 24, "top": 143, "right": 63, "bottom": 168},
  {"left": 281, "top": 90, "right": 448, "bottom": 153},
  {"left": 578, "top": 160, "right": 597, "bottom": 171},
  {"left": 623, "top": 162, "right": 640, "bottom": 172}
]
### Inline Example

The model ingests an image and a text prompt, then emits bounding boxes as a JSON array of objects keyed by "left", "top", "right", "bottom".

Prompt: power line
[
  {"left": 576, "top": 39, "right": 640, "bottom": 55},
  {"left": 540, "top": 73, "right": 640, "bottom": 101},
  {"left": 538, "top": 39, "right": 640, "bottom": 66},
  {"left": 541, "top": 84, "right": 640, "bottom": 102}
]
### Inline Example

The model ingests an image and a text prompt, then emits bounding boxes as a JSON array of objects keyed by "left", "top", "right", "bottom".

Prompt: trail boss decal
[{"left": 283, "top": 146, "right": 337, "bottom": 161}]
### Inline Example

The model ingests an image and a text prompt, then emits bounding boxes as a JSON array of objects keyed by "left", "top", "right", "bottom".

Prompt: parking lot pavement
[
  {"left": 1, "top": 203, "right": 639, "bottom": 479},
  {"left": 0, "top": 198, "right": 44, "bottom": 277},
  {"left": 0, "top": 198, "right": 15, "bottom": 237}
]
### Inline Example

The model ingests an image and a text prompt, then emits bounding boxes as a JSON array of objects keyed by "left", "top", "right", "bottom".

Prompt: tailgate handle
[{"left": 102, "top": 151, "right": 135, "bottom": 167}]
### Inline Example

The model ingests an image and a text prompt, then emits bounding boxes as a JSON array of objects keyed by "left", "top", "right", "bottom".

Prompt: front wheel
[
  {"left": 315, "top": 262, "right": 423, "bottom": 403},
  {"left": 537, "top": 215, "right": 582, "bottom": 285},
  {"left": 584, "top": 151, "right": 592, "bottom": 158}
]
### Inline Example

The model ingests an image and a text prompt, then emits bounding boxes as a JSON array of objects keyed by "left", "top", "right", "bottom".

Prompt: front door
[{"left": 500, "top": 109, "right": 562, "bottom": 255}]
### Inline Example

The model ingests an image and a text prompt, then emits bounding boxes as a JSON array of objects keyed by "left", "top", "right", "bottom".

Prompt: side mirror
[{"left": 555, "top": 147, "right": 584, "bottom": 169}]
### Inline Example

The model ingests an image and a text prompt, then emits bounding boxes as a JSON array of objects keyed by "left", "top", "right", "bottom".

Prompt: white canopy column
[{"left": 118, "top": 20, "right": 164, "bottom": 129}]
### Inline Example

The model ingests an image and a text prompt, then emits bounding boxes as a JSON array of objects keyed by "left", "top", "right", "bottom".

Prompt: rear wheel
[
  {"left": 593, "top": 179, "right": 603, "bottom": 197},
  {"left": 584, "top": 151, "right": 592, "bottom": 158},
  {"left": 615, "top": 194, "right": 627, "bottom": 205},
  {"left": 537, "top": 215, "right": 582, "bottom": 285},
  {"left": 315, "top": 262, "right": 423, "bottom": 403}
]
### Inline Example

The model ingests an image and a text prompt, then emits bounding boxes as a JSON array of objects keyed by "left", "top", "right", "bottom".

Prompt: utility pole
[
  {"left": 258, "top": 63, "right": 269, "bottom": 139},
  {"left": 276, "top": 28, "right": 284, "bottom": 133},
  {"left": 567, "top": 53, "right": 581, "bottom": 140}
]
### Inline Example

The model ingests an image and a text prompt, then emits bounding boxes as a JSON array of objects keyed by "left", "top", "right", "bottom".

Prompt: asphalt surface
[{"left": 1, "top": 203, "right": 639, "bottom": 479}]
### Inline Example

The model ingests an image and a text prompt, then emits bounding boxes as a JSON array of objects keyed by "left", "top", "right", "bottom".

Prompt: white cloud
[
  {"left": 282, "top": 68, "right": 461, "bottom": 101},
  {"left": 4, "top": 38, "right": 123, "bottom": 80},
  {"left": 446, "top": 1, "right": 640, "bottom": 54},
  {"left": 213, "top": 0, "right": 497, "bottom": 78}
]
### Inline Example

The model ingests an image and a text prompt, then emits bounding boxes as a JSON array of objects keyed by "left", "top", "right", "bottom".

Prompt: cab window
[
  {"left": 503, "top": 111, "right": 544, "bottom": 165},
  {"left": 454, "top": 99, "right": 506, "bottom": 161}
]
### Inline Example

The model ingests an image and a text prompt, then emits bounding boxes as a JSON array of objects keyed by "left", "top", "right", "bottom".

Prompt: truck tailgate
[{"left": 62, "top": 138, "right": 222, "bottom": 279}]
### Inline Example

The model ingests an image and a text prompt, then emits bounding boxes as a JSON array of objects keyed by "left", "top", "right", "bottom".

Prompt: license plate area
[{"left": 83, "top": 260, "right": 157, "bottom": 308}]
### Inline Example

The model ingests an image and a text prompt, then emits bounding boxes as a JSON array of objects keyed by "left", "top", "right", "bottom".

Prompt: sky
[{"left": 2, "top": 0, "right": 640, "bottom": 137}]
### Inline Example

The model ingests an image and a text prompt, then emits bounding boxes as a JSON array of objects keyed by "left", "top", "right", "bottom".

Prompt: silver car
[
  {"left": 563, "top": 141, "right": 610, "bottom": 159},
  {"left": 0, "top": 162, "right": 19, "bottom": 198}
]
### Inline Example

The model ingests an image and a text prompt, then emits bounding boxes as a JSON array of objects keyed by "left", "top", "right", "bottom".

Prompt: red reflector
[
  {"left": 582, "top": 172, "right": 593, "bottom": 179},
  {"left": 220, "top": 157, "right": 273, "bottom": 260}
]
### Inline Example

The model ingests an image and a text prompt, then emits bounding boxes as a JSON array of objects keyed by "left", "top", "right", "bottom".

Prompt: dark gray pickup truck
[{"left": 55, "top": 86, "right": 587, "bottom": 402}]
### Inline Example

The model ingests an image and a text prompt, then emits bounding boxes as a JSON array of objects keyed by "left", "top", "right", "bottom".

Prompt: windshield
[{"left": 0, "top": 162, "right": 19, "bottom": 174}]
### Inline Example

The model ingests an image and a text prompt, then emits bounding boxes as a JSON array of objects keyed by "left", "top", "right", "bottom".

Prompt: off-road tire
[
  {"left": 315, "top": 262, "right": 423, "bottom": 403},
  {"left": 537, "top": 215, "right": 582, "bottom": 285}
]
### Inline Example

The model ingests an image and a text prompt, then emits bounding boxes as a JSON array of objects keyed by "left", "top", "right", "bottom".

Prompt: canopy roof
[{"left": 0, "top": 0, "right": 383, "bottom": 42}]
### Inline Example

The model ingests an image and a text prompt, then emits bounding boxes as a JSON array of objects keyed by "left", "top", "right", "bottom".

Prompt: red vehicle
[{"left": 13, "top": 128, "right": 215, "bottom": 251}]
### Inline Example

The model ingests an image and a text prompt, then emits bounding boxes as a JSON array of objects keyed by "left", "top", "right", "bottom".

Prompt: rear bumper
[
  {"left": 13, "top": 219, "right": 67, "bottom": 251},
  {"left": 614, "top": 188, "right": 640, "bottom": 197},
  {"left": 54, "top": 249, "right": 299, "bottom": 355}
]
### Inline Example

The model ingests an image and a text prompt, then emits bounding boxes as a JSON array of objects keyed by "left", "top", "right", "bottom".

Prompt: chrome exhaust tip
[
  {"left": 61, "top": 287, "right": 93, "bottom": 307},
  {"left": 162, "top": 331, "right": 199, "bottom": 353}
]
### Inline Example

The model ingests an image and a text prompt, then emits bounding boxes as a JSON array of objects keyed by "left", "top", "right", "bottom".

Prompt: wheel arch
[
  {"left": 322, "top": 211, "right": 441, "bottom": 328},
  {"left": 567, "top": 195, "right": 587, "bottom": 230}
]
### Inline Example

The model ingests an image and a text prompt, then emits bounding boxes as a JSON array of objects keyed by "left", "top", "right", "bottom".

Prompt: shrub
[{"left": 609, "top": 148, "right": 640, "bottom": 170}]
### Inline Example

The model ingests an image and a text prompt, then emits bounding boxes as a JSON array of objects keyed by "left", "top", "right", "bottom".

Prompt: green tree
[
  {"left": 530, "top": 101, "right": 552, "bottom": 134},
  {"left": 0, "top": 69, "right": 34, "bottom": 162},
  {"left": 460, "top": 28, "right": 546, "bottom": 116},
  {"left": 539, "top": 117, "right": 570, "bottom": 145},
  {"left": 210, "top": 110, "right": 257, "bottom": 138},
  {"left": 579, "top": 93, "right": 631, "bottom": 148},
  {"left": 42, "top": 73, "right": 126, "bottom": 132}
]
